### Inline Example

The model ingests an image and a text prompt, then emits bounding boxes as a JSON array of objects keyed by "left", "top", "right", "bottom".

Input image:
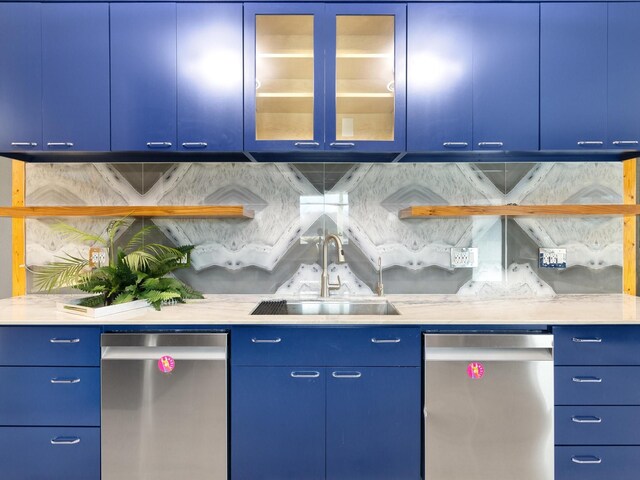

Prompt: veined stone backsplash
[{"left": 24, "top": 162, "right": 623, "bottom": 296}]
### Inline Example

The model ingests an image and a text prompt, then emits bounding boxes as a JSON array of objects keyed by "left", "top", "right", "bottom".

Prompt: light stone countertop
[{"left": 0, "top": 293, "right": 638, "bottom": 325}]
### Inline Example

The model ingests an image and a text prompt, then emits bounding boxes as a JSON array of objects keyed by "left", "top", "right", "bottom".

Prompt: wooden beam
[
  {"left": 399, "top": 204, "right": 640, "bottom": 218},
  {"left": 0, "top": 205, "right": 255, "bottom": 219},
  {"left": 11, "top": 160, "right": 25, "bottom": 297},
  {"left": 623, "top": 158, "right": 637, "bottom": 296}
]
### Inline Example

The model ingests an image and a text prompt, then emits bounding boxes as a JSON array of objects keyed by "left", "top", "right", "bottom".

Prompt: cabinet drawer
[
  {"left": 556, "top": 446, "right": 640, "bottom": 480},
  {"left": 556, "top": 406, "right": 640, "bottom": 445},
  {"left": 232, "top": 327, "right": 420, "bottom": 366},
  {"left": 0, "top": 327, "right": 100, "bottom": 366},
  {"left": 553, "top": 326, "right": 640, "bottom": 366},
  {"left": 0, "top": 367, "right": 100, "bottom": 426},
  {"left": 556, "top": 367, "right": 640, "bottom": 405},
  {"left": 0, "top": 427, "right": 100, "bottom": 480}
]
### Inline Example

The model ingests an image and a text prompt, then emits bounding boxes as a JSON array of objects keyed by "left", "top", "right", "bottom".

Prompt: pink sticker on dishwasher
[
  {"left": 158, "top": 355, "right": 175, "bottom": 373},
  {"left": 467, "top": 362, "right": 484, "bottom": 379}
]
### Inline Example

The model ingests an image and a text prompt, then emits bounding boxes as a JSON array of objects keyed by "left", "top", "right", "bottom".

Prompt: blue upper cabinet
[
  {"left": 177, "top": 3, "right": 243, "bottom": 152},
  {"left": 408, "top": 3, "right": 539, "bottom": 152},
  {"left": 42, "top": 3, "right": 110, "bottom": 152},
  {"left": 111, "top": 3, "right": 177, "bottom": 152},
  {"left": 245, "top": 3, "right": 406, "bottom": 153},
  {"left": 472, "top": 3, "right": 539, "bottom": 151},
  {"left": 540, "top": 3, "right": 608, "bottom": 150},
  {"left": 0, "top": 3, "right": 42, "bottom": 152},
  {"left": 608, "top": 3, "right": 640, "bottom": 150}
]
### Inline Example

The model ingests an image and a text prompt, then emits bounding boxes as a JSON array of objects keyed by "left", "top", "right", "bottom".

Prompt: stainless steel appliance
[
  {"left": 101, "top": 333, "right": 228, "bottom": 480},
  {"left": 424, "top": 333, "right": 554, "bottom": 480}
]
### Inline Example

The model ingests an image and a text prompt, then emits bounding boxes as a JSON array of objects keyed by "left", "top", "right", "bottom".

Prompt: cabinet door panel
[
  {"left": 177, "top": 3, "right": 243, "bottom": 151},
  {"left": 473, "top": 3, "right": 539, "bottom": 151},
  {"left": 541, "top": 3, "right": 607, "bottom": 150},
  {"left": 608, "top": 3, "right": 640, "bottom": 149},
  {"left": 0, "top": 3, "right": 42, "bottom": 151},
  {"left": 42, "top": 3, "right": 110, "bottom": 151},
  {"left": 407, "top": 4, "right": 472, "bottom": 152},
  {"left": 555, "top": 366, "right": 640, "bottom": 405},
  {"left": 111, "top": 3, "right": 177, "bottom": 151},
  {"left": 556, "top": 446, "right": 640, "bottom": 480},
  {"left": 231, "top": 366, "right": 325, "bottom": 480},
  {"left": 326, "top": 367, "right": 421, "bottom": 480}
]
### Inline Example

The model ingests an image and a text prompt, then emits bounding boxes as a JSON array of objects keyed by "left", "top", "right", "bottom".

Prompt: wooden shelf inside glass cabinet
[
  {"left": 0, "top": 206, "right": 255, "bottom": 219},
  {"left": 399, "top": 205, "right": 640, "bottom": 218}
]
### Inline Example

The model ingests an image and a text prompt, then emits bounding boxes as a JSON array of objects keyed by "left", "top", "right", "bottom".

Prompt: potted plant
[{"left": 34, "top": 218, "right": 203, "bottom": 315}]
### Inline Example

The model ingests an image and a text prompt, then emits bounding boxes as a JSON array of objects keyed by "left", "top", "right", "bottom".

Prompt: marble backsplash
[{"left": 24, "top": 161, "right": 623, "bottom": 296}]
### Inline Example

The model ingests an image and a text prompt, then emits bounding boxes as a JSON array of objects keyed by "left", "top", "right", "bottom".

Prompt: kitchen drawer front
[
  {"left": 556, "top": 406, "right": 640, "bottom": 445},
  {"left": 556, "top": 367, "right": 640, "bottom": 405},
  {"left": 0, "top": 367, "right": 100, "bottom": 426},
  {"left": 553, "top": 326, "right": 640, "bottom": 366},
  {"left": 556, "top": 446, "right": 640, "bottom": 480},
  {"left": 0, "top": 427, "right": 100, "bottom": 480},
  {"left": 0, "top": 326, "right": 100, "bottom": 366},
  {"left": 232, "top": 327, "right": 421, "bottom": 366}
]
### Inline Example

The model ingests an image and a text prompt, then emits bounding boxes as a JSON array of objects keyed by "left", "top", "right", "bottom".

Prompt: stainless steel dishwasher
[
  {"left": 101, "top": 332, "right": 228, "bottom": 480},
  {"left": 424, "top": 333, "right": 554, "bottom": 480}
]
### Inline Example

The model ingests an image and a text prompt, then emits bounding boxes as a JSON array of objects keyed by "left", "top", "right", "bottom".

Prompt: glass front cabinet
[{"left": 244, "top": 3, "right": 406, "bottom": 152}]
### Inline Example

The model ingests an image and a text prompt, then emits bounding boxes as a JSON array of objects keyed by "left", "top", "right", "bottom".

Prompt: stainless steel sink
[{"left": 251, "top": 300, "right": 400, "bottom": 316}]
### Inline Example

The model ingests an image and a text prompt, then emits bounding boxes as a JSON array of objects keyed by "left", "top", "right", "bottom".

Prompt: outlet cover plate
[
  {"left": 539, "top": 248, "right": 567, "bottom": 268},
  {"left": 450, "top": 247, "right": 479, "bottom": 268}
]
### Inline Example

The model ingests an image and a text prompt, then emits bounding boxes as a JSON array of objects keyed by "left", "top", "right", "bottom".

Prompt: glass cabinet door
[{"left": 327, "top": 5, "right": 406, "bottom": 152}]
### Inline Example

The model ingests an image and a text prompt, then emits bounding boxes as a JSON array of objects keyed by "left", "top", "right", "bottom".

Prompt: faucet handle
[{"left": 329, "top": 275, "right": 342, "bottom": 291}]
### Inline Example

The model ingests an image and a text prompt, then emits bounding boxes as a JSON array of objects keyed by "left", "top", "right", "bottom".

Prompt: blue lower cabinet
[
  {"left": 0, "top": 427, "right": 100, "bottom": 480},
  {"left": 556, "top": 406, "right": 640, "bottom": 445},
  {"left": 555, "top": 366, "right": 640, "bottom": 405},
  {"left": 231, "top": 366, "right": 326, "bottom": 480},
  {"left": 0, "top": 367, "right": 100, "bottom": 426},
  {"left": 556, "top": 446, "right": 640, "bottom": 480},
  {"left": 553, "top": 326, "right": 640, "bottom": 366},
  {"left": 326, "top": 367, "right": 421, "bottom": 480}
]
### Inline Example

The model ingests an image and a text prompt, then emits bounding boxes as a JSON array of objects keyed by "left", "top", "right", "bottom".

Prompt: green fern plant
[{"left": 33, "top": 219, "right": 203, "bottom": 310}]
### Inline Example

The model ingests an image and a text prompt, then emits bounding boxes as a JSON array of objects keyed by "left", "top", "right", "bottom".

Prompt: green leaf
[
  {"left": 77, "top": 295, "right": 106, "bottom": 308},
  {"left": 124, "top": 225, "right": 157, "bottom": 253},
  {"left": 112, "top": 292, "right": 135, "bottom": 305},
  {"left": 32, "top": 254, "right": 91, "bottom": 292},
  {"left": 51, "top": 223, "right": 106, "bottom": 246}
]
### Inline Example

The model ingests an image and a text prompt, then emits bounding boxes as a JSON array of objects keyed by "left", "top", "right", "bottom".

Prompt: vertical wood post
[
  {"left": 623, "top": 158, "right": 637, "bottom": 296},
  {"left": 11, "top": 160, "right": 25, "bottom": 297}
]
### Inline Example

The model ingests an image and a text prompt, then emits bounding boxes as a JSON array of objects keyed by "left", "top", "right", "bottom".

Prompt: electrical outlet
[
  {"left": 178, "top": 253, "right": 189, "bottom": 265},
  {"left": 539, "top": 248, "right": 567, "bottom": 268},
  {"left": 450, "top": 247, "right": 479, "bottom": 268},
  {"left": 89, "top": 247, "right": 108, "bottom": 268}
]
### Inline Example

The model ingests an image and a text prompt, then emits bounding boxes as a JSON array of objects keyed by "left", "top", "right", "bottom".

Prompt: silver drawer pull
[
  {"left": 577, "top": 141, "right": 604, "bottom": 147},
  {"left": 51, "top": 437, "right": 81, "bottom": 445},
  {"left": 291, "top": 371, "right": 320, "bottom": 378},
  {"left": 572, "top": 337, "right": 602, "bottom": 343},
  {"left": 612, "top": 140, "right": 639, "bottom": 146},
  {"left": 443, "top": 142, "right": 469, "bottom": 148},
  {"left": 251, "top": 337, "right": 282, "bottom": 344},
  {"left": 329, "top": 142, "right": 355, "bottom": 148},
  {"left": 572, "top": 416, "right": 602, "bottom": 423},
  {"left": 10, "top": 142, "right": 37, "bottom": 147},
  {"left": 572, "top": 376, "right": 602, "bottom": 383},
  {"left": 294, "top": 141, "right": 320, "bottom": 148},
  {"left": 181, "top": 142, "right": 207, "bottom": 149},
  {"left": 46, "top": 142, "right": 74, "bottom": 148},
  {"left": 50, "top": 338, "right": 80, "bottom": 344},
  {"left": 571, "top": 455, "right": 602, "bottom": 464},
  {"left": 477, "top": 141, "right": 504, "bottom": 148},
  {"left": 51, "top": 377, "right": 81, "bottom": 384},
  {"left": 371, "top": 338, "right": 401, "bottom": 344},
  {"left": 146, "top": 142, "right": 172, "bottom": 148},
  {"left": 332, "top": 371, "right": 362, "bottom": 378}
]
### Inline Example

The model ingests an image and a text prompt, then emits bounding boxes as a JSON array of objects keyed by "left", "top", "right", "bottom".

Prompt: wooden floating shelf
[
  {"left": 399, "top": 204, "right": 640, "bottom": 218},
  {"left": 0, "top": 206, "right": 255, "bottom": 219}
]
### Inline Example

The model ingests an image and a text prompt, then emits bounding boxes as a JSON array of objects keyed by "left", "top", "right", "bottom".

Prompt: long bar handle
[
  {"left": 371, "top": 338, "right": 401, "bottom": 344},
  {"left": 291, "top": 371, "right": 320, "bottom": 378},
  {"left": 329, "top": 142, "right": 355, "bottom": 148},
  {"left": 50, "top": 338, "right": 80, "bottom": 344},
  {"left": 572, "top": 337, "right": 602, "bottom": 343},
  {"left": 477, "top": 142, "right": 504, "bottom": 148},
  {"left": 577, "top": 141, "right": 604, "bottom": 147},
  {"left": 332, "top": 371, "right": 362, "bottom": 378},
  {"left": 146, "top": 142, "right": 172, "bottom": 148},
  {"left": 251, "top": 338, "right": 282, "bottom": 344},
  {"left": 181, "top": 142, "right": 207, "bottom": 149},
  {"left": 294, "top": 142, "right": 320, "bottom": 148},
  {"left": 572, "top": 416, "right": 602, "bottom": 423},
  {"left": 46, "top": 142, "right": 74, "bottom": 148},
  {"left": 572, "top": 376, "right": 602, "bottom": 383},
  {"left": 443, "top": 142, "right": 469, "bottom": 148},
  {"left": 51, "top": 377, "right": 81, "bottom": 384},
  {"left": 51, "top": 437, "right": 81, "bottom": 445},
  {"left": 571, "top": 455, "right": 602, "bottom": 464},
  {"left": 10, "top": 142, "right": 37, "bottom": 147},
  {"left": 612, "top": 140, "right": 639, "bottom": 146}
]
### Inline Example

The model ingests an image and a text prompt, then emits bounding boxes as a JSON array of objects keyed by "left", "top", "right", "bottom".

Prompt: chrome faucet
[
  {"left": 320, "top": 234, "right": 345, "bottom": 298},
  {"left": 375, "top": 257, "right": 384, "bottom": 296}
]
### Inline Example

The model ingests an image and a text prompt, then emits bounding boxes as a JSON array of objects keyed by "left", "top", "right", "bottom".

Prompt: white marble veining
[{"left": 0, "top": 294, "right": 639, "bottom": 325}]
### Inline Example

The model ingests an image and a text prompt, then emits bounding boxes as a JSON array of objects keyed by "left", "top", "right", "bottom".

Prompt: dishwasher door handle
[{"left": 101, "top": 346, "right": 226, "bottom": 361}]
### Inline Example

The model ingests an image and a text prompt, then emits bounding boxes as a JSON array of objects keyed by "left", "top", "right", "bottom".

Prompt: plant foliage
[{"left": 33, "top": 220, "right": 203, "bottom": 310}]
